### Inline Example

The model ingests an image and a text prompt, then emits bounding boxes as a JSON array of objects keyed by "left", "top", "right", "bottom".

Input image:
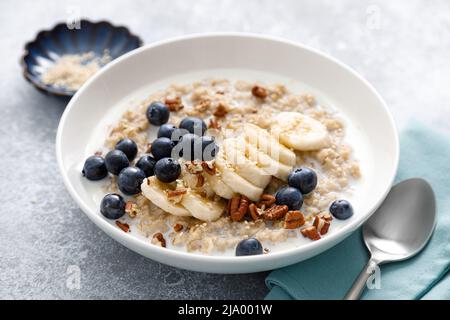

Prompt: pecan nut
[
  {"left": 262, "top": 205, "right": 289, "bottom": 220},
  {"left": 284, "top": 211, "right": 305, "bottom": 229},
  {"left": 228, "top": 195, "right": 239, "bottom": 214},
  {"left": 300, "top": 226, "right": 321, "bottom": 241},
  {"left": 320, "top": 213, "right": 333, "bottom": 222},
  {"left": 208, "top": 118, "right": 221, "bottom": 129},
  {"left": 146, "top": 143, "right": 152, "bottom": 154},
  {"left": 185, "top": 161, "right": 204, "bottom": 174},
  {"left": 313, "top": 216, "right": 331, "bottom": 235},
  {"left": 165, "top": 97, "right": 184, "bottom": 112},
  {"left": 213, "top": 103, "right": 228, "bottom": 117},
  {"left": 201, "top": 162, "right": 216, "bottom": 175},
  {"left": 173, "top": 223, "right": 183, "bottom": 232},
  {"left": 194, "top": 99, "right": 211, "bottom": 112},
  {"left": 249, "top": 203, "right": 264, "bottom": 220},
  {"left": 167, "top": 189, "right": 187, "bottom": 198},
  {"left": 228, "top": 194, "right": 250, "bottom": 222},
  {"left": 256, "top": 194, "right": 276, "bottom": 208},
  {"left": 115, "top": 221, "right": 130, "bottom": 233},
  {"left": 125, "top": 201, "right": 138, "bottom": 218},
  {"left": 196, "top": 174, "right": 205, "bottom": 188},
  {"left": 251, "top": 85, "right": 268, "bottom": 99},
  {"left": 152, "top": 232, "right": 166, "bottom": 247}
]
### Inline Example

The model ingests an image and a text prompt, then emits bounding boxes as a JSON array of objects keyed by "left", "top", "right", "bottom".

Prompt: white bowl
[{"left": 56, "top": 33, "right": 399, "bottom": 273}]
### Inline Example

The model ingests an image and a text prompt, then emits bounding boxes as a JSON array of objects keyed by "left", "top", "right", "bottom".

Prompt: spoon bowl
[
  {"left": 363, "top": 178, "right": 436, "bottom": 263},
  {"left": 345, "top": 178, "right": 436, "bottom": 299}
]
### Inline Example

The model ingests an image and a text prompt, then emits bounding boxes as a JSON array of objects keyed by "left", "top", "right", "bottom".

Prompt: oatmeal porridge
[{"left": 82, "top": 78, "right": 361, "bottom": 255}]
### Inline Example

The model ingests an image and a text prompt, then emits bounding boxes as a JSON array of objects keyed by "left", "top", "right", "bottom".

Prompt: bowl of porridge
[{"left": 56, "top": 34, "right": 399, "bottom": 273}]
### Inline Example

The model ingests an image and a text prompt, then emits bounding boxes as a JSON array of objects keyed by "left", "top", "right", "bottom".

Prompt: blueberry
[
  {"left": 105, "top": 150, "right": 130, "bottom": 175},
  {"left": 157, "top": 124, "right": 177, "bottom": 139},
  {"left": 330, "top": 200, "right": 354, "bottom": 220},
  {"left": 200, "top": 136, "right": 218, "bottom": 161},
  {"left": 115, "top": 138, "right": 138, "bottom": 161},
  {"left": 178, "top": 133, "right": 200, "bottom": 161},
  {"left": 288, "top": 167, "right": 318, "bottom": 194},
  {"left": 275, "top": 186, "right": 303, "bottom": 210},
  {"left": 154, "top": 158, "right": 181, "bottom": 183},
  {"left": 100, "top": 193, "right": 125, "bottom": 219},
  {"left": 151, "top": 137, "right": 175, "bottom": 160},
  {"left": 117, "top": 167, "right": 146, "bottom": 195},
  {"left": 136, "top": 155, "right": 156, "bottom": 177},
  {"left": 235, "top": 238, "right": 263, "bottom": 256},
  {"left": 179, "top": 117, "right": 207, "bottom": 136},
  {"left": 146, "top": 102, "right": 170, "bottom": 126},
  {"left": 82, "top": 155, "right": 108, "bottom": 180}
]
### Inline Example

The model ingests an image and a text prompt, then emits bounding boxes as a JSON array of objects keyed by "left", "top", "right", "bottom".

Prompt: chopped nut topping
[
  {"left": 194, "top": 99, "right": 211, "bottom": 113},
  {"left": 196, "top": 174, "right": 205, "bottom": 188},
  {"left": 146, "top": 143, "right": 152, "bottom": 154},
  {"left": 263, "top": 205, "right": 289, "bottom": 221},
  {"left": 227, "top": 196, "right": 236, "bottom": 215},
  {"left": 213, "top": 103, "right": 228, "bottom": 117},
  {"left": 208, "top": 118, "right": 221, "bottom": 129},
  {"left": 116, "top": 221, "right": 130, "bottom": 233},
  {"left": 251, "top": 85, "right": 268, "bottom": 99},
  {"left": 216, "top": 90, "right": 225, "bottom": 95},
  {"left": 249, "top": 203, "right": 263, "bottom": 220},
  {"left": 201, "top": 162, "right": 216, "bottom": 175},
  {"left": 313, "top": 216, "right": 331, "bottom": 235},
  {"left": 165, "top": 97, "right": 184, "bottom": 112},
  {"left": 125, "top": 201, "right": 139, "bottom": 218},
  {"left": 228, "top": 194, "right": 250, "bottom": 222},
  {"left": 284, "top": 211, "right": 305, "bottom": 229},
  {"left": 256, "top": 194, "right": 276, "bottom": 208},
  {"left": 320, "top": 213, "right": 333, "bottom": 222},
  {"left": 167, "top": 189, "right": 187, "bottom": 198},
  {"left": 173, "top": 223, "right": 183, "bottom": 232},
  {"left": 301, "top": 226, "right": 321, "bottom": 241},
  {"left": 152, "top": 232, "right": 166, "bottom": 247},
  {"left": 185, "top": 161, "right": 204, "bottom": 174}
]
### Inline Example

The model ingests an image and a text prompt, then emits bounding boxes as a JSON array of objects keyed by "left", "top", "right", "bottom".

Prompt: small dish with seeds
[{"left": 21, "top": 19, "right": 142, "bottom": 97}]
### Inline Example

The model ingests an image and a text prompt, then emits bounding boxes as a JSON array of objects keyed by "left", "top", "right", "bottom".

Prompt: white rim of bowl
[{"left": 56, "top": 32, "right": 399, "bottom": 265}]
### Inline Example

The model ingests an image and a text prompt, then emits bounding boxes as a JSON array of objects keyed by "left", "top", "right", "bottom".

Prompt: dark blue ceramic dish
[{"left": 21, "top": 20, "right": 143, "bottom": 97}]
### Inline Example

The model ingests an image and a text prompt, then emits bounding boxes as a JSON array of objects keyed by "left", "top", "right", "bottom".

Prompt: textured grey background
[{"left": 0, "top": 0, "right": 449, "bottom": 300}]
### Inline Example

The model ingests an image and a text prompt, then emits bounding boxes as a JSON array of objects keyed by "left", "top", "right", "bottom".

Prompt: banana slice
[
  {"left": 245, "top": 142, "right": 292, "bottom": 181},
  {"left": 215, "top": 151, "right": 264, "bottom": 201},
  {"left": 222, "top": 138, "right": 272, "bottom": 188},
  {"left": 243, "top": 123, "right": 296, "bottom": 166},
  {"left": 271, "top": 112, "right": 329, "bottom": 151},
  {"left": 181, "top": 191, "right": 225, "bottom": 222},
  {"left": 203, "top": 172, "right": 234, "bottom": 200},
  {"left": 141, "top": 177, "right": 191, "bottom": 217}
]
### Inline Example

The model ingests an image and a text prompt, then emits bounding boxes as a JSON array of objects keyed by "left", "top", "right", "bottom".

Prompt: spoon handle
[{"left": 344, "top": 259, "right": 378, "bottom": 300}]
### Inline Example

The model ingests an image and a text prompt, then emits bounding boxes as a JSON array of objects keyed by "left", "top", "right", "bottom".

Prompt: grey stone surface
[{"left": 0, "top": 0, "right": 449, "bottom": 299}]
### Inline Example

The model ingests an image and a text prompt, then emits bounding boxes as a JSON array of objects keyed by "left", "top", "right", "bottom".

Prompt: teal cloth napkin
[{"left": 265, "top": 122, "right": 450, "bottom": 300}]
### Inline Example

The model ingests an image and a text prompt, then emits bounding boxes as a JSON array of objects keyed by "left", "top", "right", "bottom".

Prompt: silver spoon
[{"left": 344, "top": 178, "right": 436, "bottom": 300}]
